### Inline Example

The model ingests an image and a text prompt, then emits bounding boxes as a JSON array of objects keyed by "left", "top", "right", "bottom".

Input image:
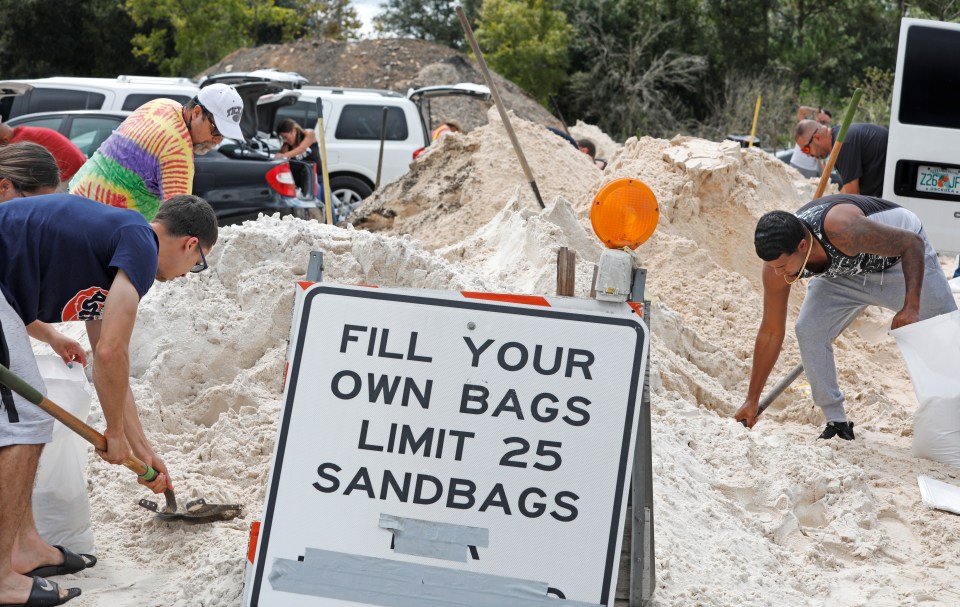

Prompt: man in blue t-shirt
[{"left": 0, "top": 194, "right": 217, "bottom": 607}]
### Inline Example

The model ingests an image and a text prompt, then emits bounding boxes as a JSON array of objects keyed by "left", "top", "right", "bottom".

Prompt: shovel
[{"left": 0, "top": 363, "right": 241, "bottom": 523}]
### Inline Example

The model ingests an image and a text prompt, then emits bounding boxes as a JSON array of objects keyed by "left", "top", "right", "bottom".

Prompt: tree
[
  {"left": 299, "top": 0, "right": 363, "bottom": 40},
  {"left": 374, "top": 0, "right": 482, "bottom": 49},
  {"left": 0, "top": 0, "right": 155, "bottom": 77},
  {"left": 124, "top": 0, "right": 300, "bottom": 76},
  {"left": 473, "top": 0, "right": 572, "bottom": 106},
  {"left": 559, "top": 0, "right": 708, "bottom": 139}
]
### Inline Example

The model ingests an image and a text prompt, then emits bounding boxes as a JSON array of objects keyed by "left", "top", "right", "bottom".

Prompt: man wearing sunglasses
[
  {"left": 794, "top": 120, "right": 888, "bottom": 197},
  {"left": 0, "top": 193, "right": 215, "bottom": 606},
  {"left": 70, "top": 83, "right": 244, "bottom": 221}
]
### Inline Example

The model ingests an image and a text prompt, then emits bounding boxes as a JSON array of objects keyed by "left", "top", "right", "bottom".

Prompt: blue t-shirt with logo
[{"left": 0, "top": 194, "right": 159, "bottom": 325}]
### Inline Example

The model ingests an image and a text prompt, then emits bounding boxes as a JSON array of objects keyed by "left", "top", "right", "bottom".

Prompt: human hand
[
  {"left": 734, "top": 399, "right": 760, "bottom": 428},
  {"left": 98, "top": 426, "right": 133, "bottom": 465},
  {"left": 134, "top": 447, "right": 172, "bottom": 494},
  {"left": 47, "top": 332, "right": 88, "bottom": 367},
  {"left": 891, "top": 307, "right": 919, "bottom": 330}
]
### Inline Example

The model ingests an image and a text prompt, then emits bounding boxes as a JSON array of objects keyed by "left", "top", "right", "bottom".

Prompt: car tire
[{"left": 329, "top": 175, "right": 373, "bottom": 220}]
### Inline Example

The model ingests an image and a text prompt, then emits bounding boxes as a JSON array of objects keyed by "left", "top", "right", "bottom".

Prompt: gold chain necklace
[{"left": 784, "top": 234, "right": 814, "bottom": 285}]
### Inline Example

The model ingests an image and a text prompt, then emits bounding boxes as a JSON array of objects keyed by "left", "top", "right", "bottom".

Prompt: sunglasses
[
  {"left": 800, "top": 128, "right": 818, "bottom": 155},
  {"left": 198, "top": 105, "right": 222, "bottom": 138},
  {"left": 190, "top": 236, "right": 209, "bottom": 273}
]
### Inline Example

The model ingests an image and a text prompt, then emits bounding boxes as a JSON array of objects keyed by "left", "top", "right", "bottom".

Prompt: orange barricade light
[{"left": 590, "top": 178, "right": 659, "bottom": 249}]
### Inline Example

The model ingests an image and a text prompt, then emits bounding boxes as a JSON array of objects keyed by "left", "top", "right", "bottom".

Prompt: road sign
[{"left": 248, "top": 284, "right": 649, "bottom": 607}]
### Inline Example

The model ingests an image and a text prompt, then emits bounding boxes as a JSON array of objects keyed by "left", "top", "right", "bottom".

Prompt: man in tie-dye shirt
[{"left": 70, "top": 83, "right": 244, "bottom": 220}]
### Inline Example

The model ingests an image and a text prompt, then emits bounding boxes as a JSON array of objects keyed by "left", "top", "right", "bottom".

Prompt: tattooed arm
[{"left": 824, "top": 203, "right": 925, "bottom": 329}]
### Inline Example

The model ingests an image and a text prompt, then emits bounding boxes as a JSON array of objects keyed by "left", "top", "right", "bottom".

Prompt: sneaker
[{"left": 818, "top": 421, "right": 855, "bottom": 440}]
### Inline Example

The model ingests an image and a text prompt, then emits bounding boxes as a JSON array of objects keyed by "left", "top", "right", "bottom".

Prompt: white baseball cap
[{"left": 197, "top": 83, "right": 245, "bottom": 140}]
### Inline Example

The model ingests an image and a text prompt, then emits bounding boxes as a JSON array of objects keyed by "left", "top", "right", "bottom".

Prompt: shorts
[{"left": 0, "top": 295, "right": 51, "bottom": 447}]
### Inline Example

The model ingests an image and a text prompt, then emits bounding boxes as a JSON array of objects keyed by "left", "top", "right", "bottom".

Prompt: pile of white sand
[{"left": 36, "top": 112, "right": 960, "bottom": 606}]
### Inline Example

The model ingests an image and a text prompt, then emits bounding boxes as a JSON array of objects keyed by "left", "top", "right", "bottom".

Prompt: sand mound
[
  {"left": 350, "top": 107, "right": 602, "bottom": 249},
  {"left": 37, "top": 123, "right": 960, "bottom": 606}
]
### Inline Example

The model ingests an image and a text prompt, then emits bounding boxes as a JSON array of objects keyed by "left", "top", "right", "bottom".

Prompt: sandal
[
  {"left": 0, "top": 576, "right": 80, "bottom": 606},
  {"left": 24, "top": 546, "right": 96, "bottom": 578}
]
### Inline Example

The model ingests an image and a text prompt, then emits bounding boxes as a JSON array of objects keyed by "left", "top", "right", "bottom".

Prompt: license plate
[{"left": 916, "top": 164, "right": 960, "bottom": 195}]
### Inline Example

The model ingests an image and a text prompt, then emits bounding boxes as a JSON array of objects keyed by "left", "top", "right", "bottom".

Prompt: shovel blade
[{"left": 139, "top": 497, "right": 243, "bottom": 523}]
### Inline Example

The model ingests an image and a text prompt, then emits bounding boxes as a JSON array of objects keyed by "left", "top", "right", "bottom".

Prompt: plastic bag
[
  {"left": 32, "top": 355, "right": 95, "bottom": 555},
  {"left": 891, "top": 310, "right": 960, "bottom": 467}
]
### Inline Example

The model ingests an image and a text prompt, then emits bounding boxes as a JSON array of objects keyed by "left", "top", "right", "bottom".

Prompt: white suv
[
  {"left": 0, "top": 76, "right": 200, "bottom": 120},
  {"left": 202, "top": 71, "right": 490, "bottom": 219}
]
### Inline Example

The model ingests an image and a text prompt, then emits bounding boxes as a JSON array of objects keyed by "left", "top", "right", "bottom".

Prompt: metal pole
[
  {"left": 456, "top": 5, "right": 545, "bottom": 209},
  {"left": 375, "top": 107, "right": 388, "bottom": 190},
  {"left": 630, "top": 300, "right": 654, "bottom": 606}
]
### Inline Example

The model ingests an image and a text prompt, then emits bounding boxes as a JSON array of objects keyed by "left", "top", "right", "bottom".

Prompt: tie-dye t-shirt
[{"left": 69, "top": 98, "right": 193, "bottom": 221}]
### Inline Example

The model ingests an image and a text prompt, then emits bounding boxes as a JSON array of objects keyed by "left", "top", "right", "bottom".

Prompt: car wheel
[{"left": 329, "top": 176, "right": 373, "bottom": 219}]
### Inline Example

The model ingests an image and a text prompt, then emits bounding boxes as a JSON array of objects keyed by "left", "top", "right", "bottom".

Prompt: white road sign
[{"left": 247, "top": 284, "right": 649, "bottom": 607}]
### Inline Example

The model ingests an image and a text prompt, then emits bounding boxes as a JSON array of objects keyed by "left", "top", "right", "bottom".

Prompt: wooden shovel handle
[{"left": 0, "top": 363, "right": 157, "bottom": 481}]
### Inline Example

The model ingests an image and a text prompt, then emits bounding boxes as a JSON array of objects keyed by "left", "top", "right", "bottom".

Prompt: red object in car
[
  {"left": 412, "top": 147, "right": 425, "bottom": 160},
  {"left": 266, "top": 163, "right": 297, "bottom": 197}
]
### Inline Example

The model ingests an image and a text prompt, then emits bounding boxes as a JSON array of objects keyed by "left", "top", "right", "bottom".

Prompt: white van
[
  {"left": 0, "top": 76, "right": 199, "bottom": 121},
  {"left": 884, "top": 18, "right": 960, "bottom": 255}
]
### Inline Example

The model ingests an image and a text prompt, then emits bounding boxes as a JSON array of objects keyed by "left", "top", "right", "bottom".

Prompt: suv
[
  {"left": 0, "top": 76, "right": 200, "bottom": 121},
  {"left": 202, "top": 70, "right": 491, "bottom": 218}
]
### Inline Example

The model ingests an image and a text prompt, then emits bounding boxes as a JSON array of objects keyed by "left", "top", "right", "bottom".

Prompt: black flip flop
[
  {"left": 24, "top": 546, "right": 95, "bottom": 578},
  {"left": 0, "top": 576, "right": 80, "bottom": 606}
]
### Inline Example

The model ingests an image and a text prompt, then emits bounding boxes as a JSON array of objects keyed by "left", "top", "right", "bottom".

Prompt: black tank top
[
  {"left": 286, "top": 132, "right": 320, "bottom": 165},
  {"left": 795, "top": 194, "right": 902, "bottom": 279}
]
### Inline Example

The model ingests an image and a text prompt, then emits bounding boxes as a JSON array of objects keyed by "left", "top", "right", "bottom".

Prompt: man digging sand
[
  {"left": 0, "top": 193, "right": 217, "bottom": 606},
  {"left": 735, "top": 193, "right": 956, "bottom": 438}
]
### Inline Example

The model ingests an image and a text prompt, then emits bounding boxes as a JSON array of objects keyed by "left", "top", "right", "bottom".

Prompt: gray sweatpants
[
  {"left": 796, "top": 249, "right": 957, "bottom": 423},
  {"left": 0, "top": 295, "right": 51, "bottom": 446}
]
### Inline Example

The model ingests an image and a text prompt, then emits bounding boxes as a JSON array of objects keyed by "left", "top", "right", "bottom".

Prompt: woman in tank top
[{"left": 276, "top": 119, "right": 320, "bottom": 164}]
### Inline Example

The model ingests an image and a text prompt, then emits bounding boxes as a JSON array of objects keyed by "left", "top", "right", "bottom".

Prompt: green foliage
[
  {"left": 850, "top": 66, "right": 894, "bottom": 127},
  {"left": 373, "top": 0, "right": 482, "bottom": 49},
  {"left": 299, "top": 0, "right": 363, "bottom": 40},
  {"left": 0, "top": 0, "right": 154, "bottom": 77},
  {"left": 559, "top": 0, "right": 708, "bottom": 139},
  {"left": 124, "top": 0, "right": 300, "bottom": 76},
  {"left": 696, "top": 69, "right": 797, "bottom": 150},
  {"left": 474, "top": 0, "right": 573, "bottom": 106}
]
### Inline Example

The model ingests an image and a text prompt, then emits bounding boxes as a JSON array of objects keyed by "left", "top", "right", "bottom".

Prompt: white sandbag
[
  {"left": 32, "top": 355, "right": 95, "bottom": 555},
  {"left": 891, "top": 310, "right": 960, "bottom": 467}
]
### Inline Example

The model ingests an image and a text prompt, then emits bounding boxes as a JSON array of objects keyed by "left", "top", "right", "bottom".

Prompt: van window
[
  {"left": 275, "top": 101, "right": 317, "bottom": 132},
  {"left": 335, "top": 105, "right": 408, "bottom": 141},
  {"left": 27, "top": 88, "right": 106, "bottom": 113},
  {"left": 121, "top": 93, "right": 192, "bottom": 111},
  {"left": 898, "top": 26, "right": 960, "bottom": 129}
]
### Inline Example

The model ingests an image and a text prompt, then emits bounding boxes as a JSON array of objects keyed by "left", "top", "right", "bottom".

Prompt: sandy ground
[{"left": 29, "top": 115, "right": 960, "bottom": 606}]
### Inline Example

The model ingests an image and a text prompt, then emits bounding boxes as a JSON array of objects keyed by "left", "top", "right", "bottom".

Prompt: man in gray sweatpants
[{"left": 735, "top": 193, "right": 956, "bottom": 439}]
